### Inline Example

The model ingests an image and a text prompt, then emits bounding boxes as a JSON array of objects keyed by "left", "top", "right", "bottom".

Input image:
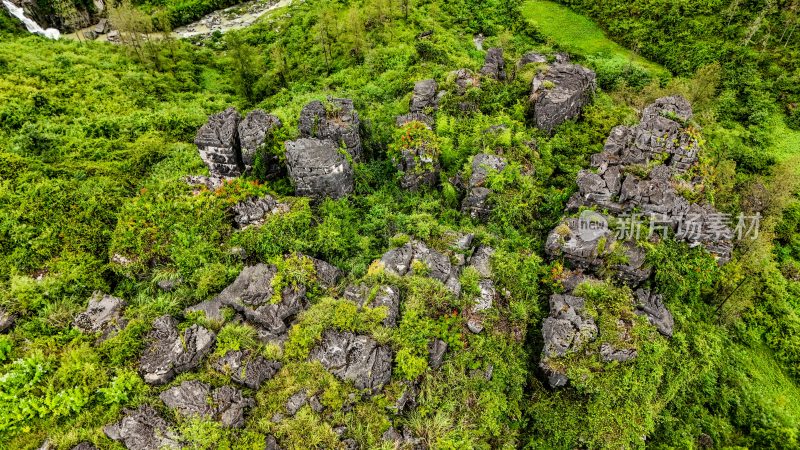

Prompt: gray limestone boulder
[
  {"left": 530, "top": 63, "right": 596, "bottom": 134},
  {"left": 634, "top": 289, "right": 674, "bottom": 337},
  {"left": 461, "top": 154, "right": 507, "bottom": 221},
  {"left": 298, "top": 99, "right": 362, "bottom": 161},
  {"left": 410, "top": 79, "right": 439, "bottom": 113},
  {"left": 285, "top": 390, "right": 307, "bottom": 416},
  {"left": 379, "top": 240, "right": 462, "bottom": 296},
  {"left": 480, "top": 47, "right": 506, "bottom": 80},
  {"left": 285, "top": 138, "right": 354, "bottom": 200},
  {"left": 306, "top": 255, "right": 343, "bottom": 288},
  {"left": 214, "top": 349, "right": 282, "bottom": 389},
  {"left": 449, "top": 68, "right": 480, "bottom": 95},
  {"left": 139, "top": 315, "right": 216, "bottom": 385},
  {"left": 310, "top": 330, "right": 393, "bottom": 393},
  {"left": 215, "top": 264, "right": 307, "bottom": 342},
  {"left": 73, "top": 292, "right": 127, "bottom": 340},
  {"left": 104, "top": 405, "right": 181, "bottom": 450},
  {"left": 195, "top": 107, "right": 243, "bottom": 178},
  {"left": 427, "top": 339, "right": 447, "bottom": 370},
  {"left": 238, "top": 109, "right": 282, "bottom": 176},
  {"left": 517, "top": 51, "right": 548, "bottom": 68},
  {"left": 539, "top": 294, "right": 598, "bottom": 388},
  {"left": 599, "top": 343, "right": 638, "bottom": 362},
  {"left": 0, "top": 309, "right": 16, "bottom": 333}
]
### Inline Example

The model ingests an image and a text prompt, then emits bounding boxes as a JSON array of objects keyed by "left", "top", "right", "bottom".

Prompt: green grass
[
  {"left": 770, "top": 115, "right": 800, "bottom": 163},
  {"left": 521, "top": 0, "right": 667, "bottom": 76}
]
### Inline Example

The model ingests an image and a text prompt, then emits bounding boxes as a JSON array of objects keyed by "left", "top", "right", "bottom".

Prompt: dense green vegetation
[{"left": 0, "top": 0, "right": 799, "bottom": 448}]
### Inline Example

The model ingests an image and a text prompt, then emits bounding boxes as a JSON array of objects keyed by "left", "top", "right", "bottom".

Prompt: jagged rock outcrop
[
  {"left": 380, "top": 239, "right": 462, "bottom": 296},
  {"left": 73, "top": 292, "right": 127, "bottom": 340},
  {"left": 480, "top": 47, "right": 506, "bottom": 80},
  {"left": 343, "top": 284, "right": 401, "bottom": 327},
  {"left": 428, "top": 339, "right": 448, "bottom": 370},
  {"left": 396, "top": 112, "right": 435, "bottom": 129},
  {"left": 461, "top": 153, "right": 507, "bottom": 221},
  {"left": 634, "top": 289, "right": 674, "bottom": 337},
  {"left": 306, "top": 255, "right": 343, "bottom": 288},
  {"left": 231, "top": 194, "right": 289, "bottom": 228},
  {"left": 539, "top": 294, "right": 598, "bottom": 388},
  {"left": 183, "top": 175, "right": 225, "bottom": 193},
  {"left": 284, "top": 138, "right": 354, "bottom": 200},
  {"left": 214, "top": 350, "right": 282, "bottom": 389},
  {"left": 298, "top": 99, "right": 363, "bottom": 161},
  {"left": 382, "top": 426, "right": 425, "bottom": 449},
  {"left": 104, "top": 405, "right": 181, "bottom": 450},
  {"left": 530, "top": 63, "right": 596, "bottom": 133},
  {"left": 195, "top": 107, "right": 243, "bottom": 178},
  {"left": 139, "top": 315, "right": 216, "bottom": 385},
  {"left": 185, "top": 298, "right": 225, "bottom": 322},
  {"left": 310, "top": 330, "right": 393, "bottom": 393},
  {"left": 393, "top": 122, "right": 441, "bottom": 191},
  {"left": 238, "top": 109, "right": 283, "bottom": 176},
  {"left": 410, "top": 79, "right": 439, "bottom": 113},
  {"left": 449, "top": 68, "right": 480, "bottom": 96},
  {"left": 160, "top": 380, "right": 254, "bottom": 428},
  {"left": 215, "top": 263, "right": 307, "bottom": 343}
]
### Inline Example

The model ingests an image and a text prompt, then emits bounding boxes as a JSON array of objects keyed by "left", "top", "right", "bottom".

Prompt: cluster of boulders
[{"left": 539, "top": 96, "right": 731, "bottom": 387}]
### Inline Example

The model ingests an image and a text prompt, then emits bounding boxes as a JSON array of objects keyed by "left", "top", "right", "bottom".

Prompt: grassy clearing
[{"left": 521, "top": 0, "right": 667, "bottom": 76}]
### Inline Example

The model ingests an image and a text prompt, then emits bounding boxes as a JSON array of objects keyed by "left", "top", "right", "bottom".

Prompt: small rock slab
[
  {"left": 194, "top": 107, "right": 243, "bottom": 178},
  {"left": 634, "top": 289, "right": 674, "bottom": 337},
  {"left": 238, "top": 109, "right": 282, "bottom": 175},
  {"left": 343, "top": 284, "right": 401, "bottom": 327},
  {"left": 214, "top": 349, "right": 282, "bottom": 389},
  {"left": 480, "top": 47, "right": 506, "bottom": 80},
  {"left": 231, "top": 194, "right": 288, "bottom": 228},
  {"left": 139, "top": 315, "right": 216, "bottom": 385},
  {"left": 539, "top": 294, "right": 598, "bottom": 388},
  {"left": 160, "top": 380, "right": 254, "bottom": 428},
  {"left": 310, "top": 330, "right": 393, "bottom": 393},
  {"left": 104, "top": 405, "right": 181, "bottom": 450},
  {"left": 461, "top": 154, "right": 507, "bottom": 221},
  {"left": 530, "top": 63, "right": 596, "bottom": 134},
  {"left": 73, "top": 292, "right": 127, "bottom": 340}
]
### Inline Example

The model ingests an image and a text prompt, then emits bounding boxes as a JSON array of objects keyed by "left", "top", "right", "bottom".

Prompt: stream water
[{"left": 1, "top": 0, "right": 60, "bottom": 39}]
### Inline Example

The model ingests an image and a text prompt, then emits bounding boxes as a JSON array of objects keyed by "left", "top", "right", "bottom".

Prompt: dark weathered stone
[
  {"left": 1, "top": 309, "right": 17, "bottom": 333},
  {"left": 449, "top": 68, "right": 480, "bottom": 95},
  {"left": 343, "top": 284, "right": 400, "bottom": 327},
  {"left": 517, "top": 51, "right": 548, "bottom": 68},
  {"left": 394, "top": 381, "right": 417, "bottom": 412},
  {"left": 71, "top": 442, "right": 98, "bottom": 450},
  {"left": 157, "top": 278, "right": 181, "bottom": 292},
  {"left": 265, "top": 435, "right": 282, "bottom": 450},
  {"left": 160, "top": 380, "right": 254, "bottom": 428},
  {"left": 599, "top": 343, "right": 637, "bottom": 362},
  {"left": 215, "top": 264, "right": 306, "bottom": 342},
  {"left": 468, "top": 245, "right": 494, "bottom": 278},
  {"left": 393, "top": 122, "right": 441, "bottom": 191},
  {"left": 428, "top": 338, "right": 447, "bottom": 370},
  {"left": 238, "top": 109, "right": 282, "bottom": 175},
  {"left": 139, "top": 315, "right": 215, "bottom": 385},
  {"left": 284, "top": 138, "right": 354, "bottom": 200},
  {"left": 396, "top": 112, "right": 435, "bottom": 129},
  {"left": 380, "top": 240, "right": 462, "bottom": 296},
  {"left": 480, "top": 47, "right": 506, "bottom": 80},
  {"left": 183, "top": 175, "right": 225, "bottom": 193},
  {"left": 214, "top": 349, "right": 282, "bottom": 389},
  {"left": 185, "top": 298, "right": 225, "bottom": 322},
  {"left": 231, "top": 194, "right": 288, "bottom": 228},
  {"left": 104, "top": 405, "right": 181, "bottom": 450},
  {"left": 634, "top": 289, "right": 674, "bottom": 337},
  {"left": 530, "top": 63, "right": 596, "bottom": 134},
  {"left": 298, "top": 99, "right": 362, "bottom": 161},
  {"left": 539, "top": 294, "right": 598, "bottom": 388},
  {"left": 306, "top": 255, "right": 343, "bottom": 288},
  {"left": 195, "top": 107, "right": 243, "bottom": 178},
  {"left": 73, "top": 292, "right": 127, "bottom": 340},
  {"left": 310, "top": 330, "right": 393, "bottom": 393},
  {"left": 410, "top": 79, "right": 438, "bottom": 113},
  {"left": 461, "top": 154, "right": 507, "bottom": 221},
  {"left": 285, "top": 390, "right": 308, "bottom": 416}
]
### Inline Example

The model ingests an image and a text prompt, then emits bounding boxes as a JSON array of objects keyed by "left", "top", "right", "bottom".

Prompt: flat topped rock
[
  {"left": 310, "top": 330, "right": 393, "bottom": 393},
  {"left": 298, "top": 99, "right": 363, "bottom": 161},
  {"left": 238, "top": 109, "right": 282, "bottom": 174},
  {"left": 214, "top": 349, "right": 282, "bottom": 389},
  {"left": 284, "top": 138, "right": 354, "bottom": 200},
  {"left": 139, "top": 315, "right": 216, "bottom": 385},
  {"left": 104, "top": 405, "right": 181, "bottom": 450},
  {"left": 530, "top": 63, "right": 596, "bottom": 134},
  {"left": 195, "top": 107, "right": 243, "bottom": 178},
  {"left": 160, "top": 380, "right": 254, "bottom": 428},
  {"left": 73, "top": 292, "right": 127, "bottom": 340}
]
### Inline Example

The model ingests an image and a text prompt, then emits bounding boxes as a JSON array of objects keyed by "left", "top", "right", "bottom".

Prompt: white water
[{"left": 2, "top": 0, "right": 60, "bottom": 39}]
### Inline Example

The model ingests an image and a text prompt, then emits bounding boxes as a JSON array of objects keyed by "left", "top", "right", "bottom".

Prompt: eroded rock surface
[
  {"left": 160, "top": 380, "right": 254, "bottom": 428},
  {"left": 480, "top": 47, "right": 506, "bottom": 80},
  {"left": 139, "top": 315, "right": 215, "bottom": 385},
  {"left": 214, "top": 349, "right": 282, "bottom": 389},
  {"left": 461, "top": 153, "right": 507, "bottom": 221},
  {"left": 73, "top": 292, "right": 127, "bottom": 340},
  {"left": 343, "top": 284, "right": 401, "bottom": 327},
  {"left": 310, "top": 330, "right": 393, "bottom": 393},
  {"left": 298, "top": 99, "right": 362, "bottom": 161},
  {"left": 428, "top": 339, "right": 448, "bottom": 370},
  {"left": 393, "top": 121, "right": 441, "bottom": 191},
  {"left": 530, "top": 63, "right": 596, "bottom": 133},
  {"left": 231, "top": 194, "right": 288, "bottom": 228},
  {"left": 238, "top": 109, "right": 282, "bottom": 175},
  {"left": 539, "top": 294, "right": 598, "bottom": 387},
  {"left": 285, "top": 138, "right": 354, "bottom": 200},
  {"left": 380, "top": 240, "right": 462, "bottom": 296},
  {"left": 410, "top": 79, "right": 439, "bottom": 113},
  {"left": 104, "top": 405, "right": 181, "bottom": 450},
  {"left": 0, "top": 309, "right": 15, "bottom": 333},
  {"left": 634, "top": 289, "right": 674, "bottom": 337},
  {"left": 195, "top": 107, "right": 243, "bottom": 178}
]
